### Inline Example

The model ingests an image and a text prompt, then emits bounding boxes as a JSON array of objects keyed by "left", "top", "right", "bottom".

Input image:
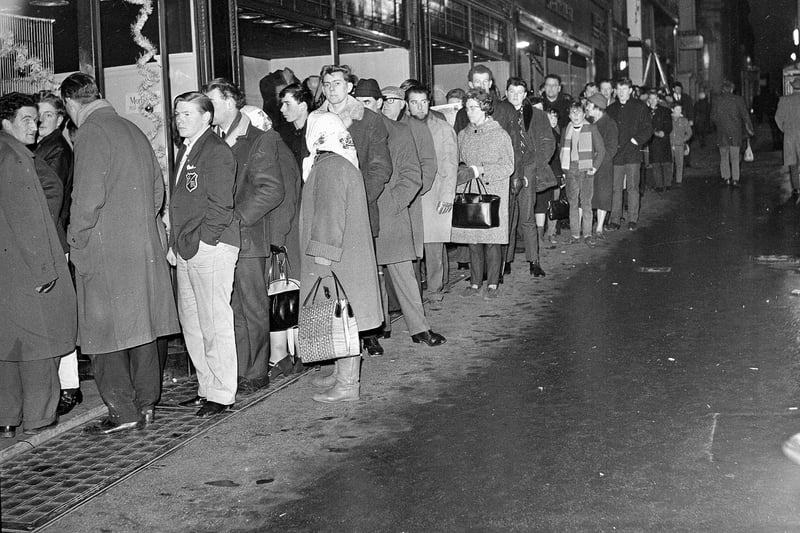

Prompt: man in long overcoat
[
  {"left": 61, "top": 73, "right": 180, "bottom": 435},
  {"left": 0, "top": 93, "right": 77, "bottom": 438},
  {"left": 711, "top": 80, "right": 754, "bottom": 187},
  {"left": 774, "top": 77, "right": 800, "bottom": 195}
]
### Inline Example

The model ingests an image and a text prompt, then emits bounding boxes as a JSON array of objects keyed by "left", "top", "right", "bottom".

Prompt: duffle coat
[
  {"left": 0, "top": 132, "right": 76, "bottom": 362},
  {"left": 69, "top": 101, "right": 179, "bottom": 354},
  {"left": 451, "top": 118, "right": 514, "bottom": 245},
  {"left": 299, "top": 152, "right": 382, "bottom": 332}
]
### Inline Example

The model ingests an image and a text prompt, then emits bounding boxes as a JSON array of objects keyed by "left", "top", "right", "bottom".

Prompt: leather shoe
[
  {"left": 457, "top": 262, "right": 469, "bottom": 270},
  {"left": 83, "top": 418, "right": 144, "bottom": 436},
  {"left": 411, "top": 330, "right": 446, "bottom": 346},
  {"left": 1, "top": 425, "right": 16, "bottom": 438},
  {"left": 178, "top": 395, "right": 206, "bottom": 407},
  {"left": 503, "top": 262, "right": 512, "bottom": 275},
  {"left": 195, "top": 401, "right": 231, "bottom": 418},
  {"left": 56, "top": 388, "right": 83, "bottom": 417},
  {"left": 530, "top": 262, "right": 546, "bottom": 277},
  {"left": 362, "top": 335, "right": 384, "bottom": 356},
  {"left": 141, "top": 407, "right": 155, "bottom": 425}
]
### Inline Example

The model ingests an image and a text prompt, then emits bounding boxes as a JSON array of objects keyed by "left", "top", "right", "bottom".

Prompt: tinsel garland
[
  {"left": 0, "top": 32, "right": 56, "bottom": 89},
  {"left": 125, "top": 0, "right": 166, "bottom": 170}
]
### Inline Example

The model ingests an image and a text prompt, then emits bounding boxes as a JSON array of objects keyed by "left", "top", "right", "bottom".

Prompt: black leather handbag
[
  {"left": 452, "top": 178, "right": 500, "bottom": 229},
  {"left": 267, "top": 245, "right": 300, "bottom": 331},
  {"left": 546, "top": 187, "right": 569, "bottom": 221}
]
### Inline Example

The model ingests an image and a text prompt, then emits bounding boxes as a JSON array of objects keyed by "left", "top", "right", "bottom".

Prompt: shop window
[
  {"left": 517, "top": 32, "right": 545, "bottom": 94},
  {"left": 428, "top": 0, "right": 468, "bottom": 44},
  {"left": 248, "top": 0, "right": 330, "bottom": 21},
  {"left": 336, "top": 0, "right": 405, "bottom": 39},
  {"left": 430, "top": 41, "right": 469, "bottom": 104},
  {"left": 471, "top": 9, "right": 507, "bottom": 58}
]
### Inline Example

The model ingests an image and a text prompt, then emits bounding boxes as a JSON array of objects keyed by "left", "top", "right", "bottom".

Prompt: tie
[{"left": 518, "top": 109, "right": 526, "bottom": 156}]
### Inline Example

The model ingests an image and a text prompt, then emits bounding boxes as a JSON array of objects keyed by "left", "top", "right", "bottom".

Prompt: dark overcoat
[
  {"left": 0, "top": 132, "right": 76, "bottom": 361},
  {"left": 711, "top": 92, "right": 753, "bottom": 147},
  {"left": 648, "top": 104, "right": 673, "bottom": 163},
  {"left": 35, "top": 128, "right": 73, "bottom": 230},
  {"left": 374, "top": 117, "right": 421, "bottom": 265},
  {"left": 69, "top": 101, "right": 179, "bottom": 354}
]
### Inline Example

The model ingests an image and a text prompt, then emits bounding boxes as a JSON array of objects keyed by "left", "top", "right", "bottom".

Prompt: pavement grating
[{"left": 0, "top": 369, "right": 309, "bottom": 533}]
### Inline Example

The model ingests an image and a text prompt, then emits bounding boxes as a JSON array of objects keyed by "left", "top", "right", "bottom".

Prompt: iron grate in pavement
[{"left": 0, "top": 370, "right": 308, "bottom": 533}]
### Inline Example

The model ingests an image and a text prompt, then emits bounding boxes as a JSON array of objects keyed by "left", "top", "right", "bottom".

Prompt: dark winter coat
[
  {"left": 607, "top": 98, "right": 653, "bottom": 165},
  {"left": 648, "top": 104, "right": 673, "bottom": 163},
  {"left": 0, "top": 132, "right": 76, "bottom": 361},
  {"left": 70, "top": 100, "right": 179, "bottom": 354},
  {"left": 711, "top": 92, "right": 754, "bottom": 147},
  {"left": 374, "top": 117, "right": 421, "bottom": 265},
  {"left": 225, "top": 113, "right": 285, "bottom": 259},
  {"left": 592, "top": 114, "right": 619, "bottom": 211},
  {"left": 35, "top": 128, "right": 73, "bottom": 231}
]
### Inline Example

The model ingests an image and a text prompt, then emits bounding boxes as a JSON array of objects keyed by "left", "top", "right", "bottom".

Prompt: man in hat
[
  {"left": 585, "top": 93, "right": 619, "bottom": 239},
  {"left": 353, "top": 79, "right": 445, "bottom": 356},
  {"left": 775, "top": 77, "right": 800, "bottom": 196}
]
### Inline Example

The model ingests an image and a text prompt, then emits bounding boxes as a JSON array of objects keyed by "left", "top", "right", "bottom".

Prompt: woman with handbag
[
  {"left": 298, "top": 112, "right": 382, "bottom": 403},
  {"left": 452, "top": 88, "right": 514, "bottom": 300}
]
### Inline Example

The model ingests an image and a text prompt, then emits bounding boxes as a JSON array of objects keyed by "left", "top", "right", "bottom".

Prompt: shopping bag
[{"left": 298, "top": 272, "right": 360, "bottom": 363}]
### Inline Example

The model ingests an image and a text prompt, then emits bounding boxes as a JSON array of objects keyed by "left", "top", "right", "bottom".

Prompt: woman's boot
[
  {"left": 312, "top": 356, "right": 360, "bottom": 403},
  {"left": 311, "top": 361, "right": 338, "bottom": 388}
]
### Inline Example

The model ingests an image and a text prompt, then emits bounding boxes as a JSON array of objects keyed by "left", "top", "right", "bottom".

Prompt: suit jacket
[
  {"left": 607, "top": 98, "right": 653, "bottom": 165},
  {"left": 225, "top": 114, "right": 285, "bottom": 258},
  {"left": 170, "top": 127, "right": 239, "bottom": 260},
  {"left": 711, "top": 92, "right": 753, "bottom": 147}
]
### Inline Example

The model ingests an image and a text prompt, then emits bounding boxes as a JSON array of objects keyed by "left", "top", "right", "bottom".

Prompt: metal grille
[{"left": 0, "top": 13, "right": 55, "bottom": 94}]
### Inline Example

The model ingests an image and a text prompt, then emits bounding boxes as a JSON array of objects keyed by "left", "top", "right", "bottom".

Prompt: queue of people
[{"left": 3, "top": 64, "right": 722, "bottom": 439}]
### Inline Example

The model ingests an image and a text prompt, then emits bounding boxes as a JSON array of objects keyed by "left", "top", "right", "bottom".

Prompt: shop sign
[
  {"left": 125, "top": 92, "right": 162, "bottom": 115},
  {"left": 546, "top": 0, "right": 574, "bottom": 22}
]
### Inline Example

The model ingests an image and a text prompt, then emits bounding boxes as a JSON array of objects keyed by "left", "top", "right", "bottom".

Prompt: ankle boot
[
  {"left": 313, "top": 356, "right": 360, "bottom": 403},
  {"left": 311, "top": 362, "right": 338, "bottom": 388}
]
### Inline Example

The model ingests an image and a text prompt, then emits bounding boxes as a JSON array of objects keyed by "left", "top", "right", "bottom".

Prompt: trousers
[
  {"left": 719, "top": 146, "right": 741, "bottom": 182},
  {"left": 91, "top": 340, "right": 160, "bottom": 423},
  {"left": 232, "top": 256, "right": 270, "bottom": 382},
  {"left": 565, "top": 167, "right": 594, "bottom": 238},
  {"left": 381, "top": 261, "right": 428, "bottom": 336},
  {"left": 0, "top": 358, "right": 59, "bottom": 430},
  {"left": 469, "top": 244, "right": 502, "bottom": 287},
  {"left": 177, "top": 242, "right": 239, "bottom": 405},
  {"left": 612, "top": 163, "right": 641, "bottom": 224},
  {"left": 517, "top": 183, "right": 539, "bottom": 262},
  {"left": 423, "top": 242, "right": 448, "bottom": 297}
]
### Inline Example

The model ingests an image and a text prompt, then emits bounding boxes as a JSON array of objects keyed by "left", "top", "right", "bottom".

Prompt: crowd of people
[{"left": 1, "top": 62, "right": 753, "bottom": 438}]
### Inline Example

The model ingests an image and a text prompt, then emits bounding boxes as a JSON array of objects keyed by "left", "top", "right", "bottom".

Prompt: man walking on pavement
[
  {"left": 606, "top": 78, "right": 653, "bottom": 231},
  {"left": 773, "top": 77, "right": 800, "bottom": 197},
  {"left": 60, "top": 73, "right": 180, "bottom": 435},
  {"left": 203, "top": 78, "right": 288, "bottom": 393},
  {"left": 711, "top": 80, "right": 754, "bottom": 188}
]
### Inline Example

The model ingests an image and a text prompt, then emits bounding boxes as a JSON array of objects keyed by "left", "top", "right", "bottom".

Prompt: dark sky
[{"left": 750, "top": 0, "right": 796, "bottom": 83}]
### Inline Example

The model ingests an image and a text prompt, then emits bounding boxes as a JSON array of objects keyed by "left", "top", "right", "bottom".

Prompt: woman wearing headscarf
[{"left": 299, "top": 112, "right": 381, "bottom": 403}]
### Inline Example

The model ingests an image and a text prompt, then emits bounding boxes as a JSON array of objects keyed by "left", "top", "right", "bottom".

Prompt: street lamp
[
  {"left": 792, "top": 52, "right": 797, "bottom": 62},
  {"left": 794, "top": 28, "right": 799, "bottom": 47}
]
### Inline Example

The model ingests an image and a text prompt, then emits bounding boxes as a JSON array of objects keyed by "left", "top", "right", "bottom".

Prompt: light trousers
[
  {"left": 671, "top": 145, "right": 685, "bottom": 184},
  {"left": 381, "top": 261, "right": 428, "bottom": 336},
  {"left": 423, "top": 242, "right": 448, "bottom": 297},
  {"left": 719, "top": 146, "right": 741, "bottom": 182},
  {"left": 565, "top": 167, "right": 594, "bottom": 239},
  {"left": 177, "top": 242, "right": 239, "bottom": 405}
]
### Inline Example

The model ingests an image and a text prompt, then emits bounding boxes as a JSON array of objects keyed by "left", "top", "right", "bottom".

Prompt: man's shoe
[
  {"left": 1, "top": 425, "right": 15, "bottom": 438},
  {"left": 83, "top": 418, "right": 144, "bottom": 436},
  {"left": 457, "top": 262, "right": 469, "bottom": 270},
  {"left": 530, "top": 262, "right": 546, "bottom": 277},
  {"left": 196, "top": 401, "right": 231, "bottom": 418},
  {"left": 584, "top": 235, "right": 597, "bottom": 246},
  {"left": 503, "top": 262, "right": 512, "bottom": 275},
  {"left": 56, "top": 388, "right": 83, "bottom": 417},
  {"left": 178, "top": 395, "right": 206, "bottom": 407},
  {"left": 461, "top": 285, "right": 481, "bottom": 298},
  {"left": 606, "top": 222, "right": 620, "bottom": 231},
  {"left": 595, "top": 232, "right": 606, "bottom": 241},
  {"left": 24, "top": 420, "right": 58, "bottom": 435},
  {"left": 483, "top": 287, "right": 499, "bottom": 300},
  {"left": 547, "top": 234, "right": 559, "bottom": 247},
  {"left": 731, "top": 181, "right": 740, "bottom": 188},
  {"left": 362, "top": 335, "right": 384, "bottom": 356},
  {"left": 565, "top": 235, "right": 581, "bottom": 245},
  {"left": 268, "top": 356, "right": 303, "bottom": 381},
  {"left": 628, "top": 222, "right": 637, "bottom": 231},
  {"left": 411, "top": 330, "right": 446, "bottom": 346}
]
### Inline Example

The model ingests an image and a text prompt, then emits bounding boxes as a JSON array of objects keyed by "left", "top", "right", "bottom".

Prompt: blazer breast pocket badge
[{"left": 185, "top": 171, "right": 198, "bottom": 192}]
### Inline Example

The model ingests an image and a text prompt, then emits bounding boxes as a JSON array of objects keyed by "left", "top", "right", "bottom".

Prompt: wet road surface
[{"left": 42, "top": 147, "right": 800, "bottom": 532}]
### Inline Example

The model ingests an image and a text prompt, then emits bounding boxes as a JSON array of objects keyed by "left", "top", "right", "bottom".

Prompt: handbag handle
[
  {"left": 268, "top": 245, "right": 292, "bottom": 284},
  {"left": 463, "top": 177, "right": 489, "bottom": 197},
  {"left": 301, "top": 276, "right": 327, "bottom": 306},
  {"left": 330, "top": 272, "right": 355, "bottom": 319}
]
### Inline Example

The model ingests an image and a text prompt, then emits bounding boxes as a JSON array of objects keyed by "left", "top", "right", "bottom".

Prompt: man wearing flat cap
[
  {"left": 775, "top": 77, "right": 800, "bottom": 196},
  {"left": 585, "top": 93, "right": 618, "bottom": 239}
]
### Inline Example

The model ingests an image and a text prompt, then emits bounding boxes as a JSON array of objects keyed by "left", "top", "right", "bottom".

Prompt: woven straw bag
[{"left": 298, "top": 272, "right": 360, "bottom": 363}]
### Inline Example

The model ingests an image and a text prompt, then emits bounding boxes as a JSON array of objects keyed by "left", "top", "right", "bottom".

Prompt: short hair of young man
[
  {"left": 60, "top": 72, "right": 101, "bottom": 104},
  {"left": 201, "top": 78, "right": 246, "bottom": 109}
]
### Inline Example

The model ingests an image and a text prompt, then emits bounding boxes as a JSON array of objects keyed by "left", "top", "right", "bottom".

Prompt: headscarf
[{"left": 302, "top": 111, "right": 359, "bottom": 182}]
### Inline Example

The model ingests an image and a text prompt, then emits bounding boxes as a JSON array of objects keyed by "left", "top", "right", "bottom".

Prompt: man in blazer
[
  {"left": 203, "top": 78, "right": 288, "bottom": 393},
  {"left": 169, "top": 91, "right": 240, "bottom": 417}
]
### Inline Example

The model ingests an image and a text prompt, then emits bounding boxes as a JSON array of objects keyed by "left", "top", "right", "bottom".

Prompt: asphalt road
[{"left": 45, "top": 146, "right": 800, "bottom": 532}]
